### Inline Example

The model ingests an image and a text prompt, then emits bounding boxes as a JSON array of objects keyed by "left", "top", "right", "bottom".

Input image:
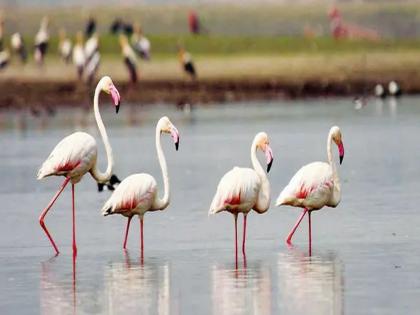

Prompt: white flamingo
[
  {"left": 101, "top": 116, "right": 180, "bottom": 254},
  {"left": 276, "top": 126, "right": 344, "bottom": 248},
  {"left": 209, "top": 132, "right": 274, "bottom": 260},
  {"left": 37, "top": 76, "right": 121, "bottom": 256}
]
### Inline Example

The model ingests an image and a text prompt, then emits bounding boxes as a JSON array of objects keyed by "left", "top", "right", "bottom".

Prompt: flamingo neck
[
  {"left": 251, "top": 141, "right": 270, "bottom": 213},
  {"left": 327, "top": 131, "right": 341, "bottom": 205},
  {"left": 91, "top": 85, "right": 114, "bottom": 183},
  {"left": 153, "top": 125, "right": 170, "bottom": 210}
]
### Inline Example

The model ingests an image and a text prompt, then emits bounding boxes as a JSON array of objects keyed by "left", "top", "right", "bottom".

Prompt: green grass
[{"left": 16, "top": 34, "right": 420, "bottom": 58}]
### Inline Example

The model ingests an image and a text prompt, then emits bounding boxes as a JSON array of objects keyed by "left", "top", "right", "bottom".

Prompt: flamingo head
[
  {"left": 255, "top": 132, "right": 274, "bottom": 173},
  {"left": 330, "top": 126, "right": 344, "bottom": 164},
  {"left": 159, "top": 116, "right": 180, "bottom": 151},
  {"left": 99, "top": 76, "right": 121, "bottom": 113}
]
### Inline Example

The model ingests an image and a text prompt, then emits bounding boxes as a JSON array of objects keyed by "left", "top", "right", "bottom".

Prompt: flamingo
[
  {"left": 101, "top": 116, "right": 180, "bottom": 254},
  {"left": 276, "top": 126, "right": 344, "bottom": 249},
  {"left": 209, "top": 132, "right": 274, "bottom": 261},
  {"left": 37, "top": 76, "right": 121, "bottom": 256}
]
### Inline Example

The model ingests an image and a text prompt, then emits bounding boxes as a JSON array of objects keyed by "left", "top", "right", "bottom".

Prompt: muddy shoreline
[{"left": 0, "top": 78, "right": 413, "bottom": 108}]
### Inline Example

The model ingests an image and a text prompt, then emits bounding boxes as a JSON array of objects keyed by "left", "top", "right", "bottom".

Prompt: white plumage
[
  {"left": 208, "top": 132, "right": 274, "bottom": 257},
  {"left": 276, "top": 126, "right": 344, "bottom": 246},
  {"left": 102, "top": 116, "right": 180, "bottom": 251},
  {"left": 37, "top": 76, "right": 121, "bottom": 255},
  {"left": 72, "top": 33, "right": 86, "bottom": 79},
  {"left": 84, "top": 34, "right": 98, "bottom": 62}
]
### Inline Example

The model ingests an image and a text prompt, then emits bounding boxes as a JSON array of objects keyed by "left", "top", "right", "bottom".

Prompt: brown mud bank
[{"left": 0, "top": 78, "right": 415, "bottom": 108}]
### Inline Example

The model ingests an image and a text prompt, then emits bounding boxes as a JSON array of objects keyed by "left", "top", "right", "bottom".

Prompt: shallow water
[{"left": 1, "top": 97, "right": 419, "bottom": 314}]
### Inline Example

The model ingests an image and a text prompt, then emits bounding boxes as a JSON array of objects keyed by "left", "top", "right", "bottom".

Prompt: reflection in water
[
  {"left": 104, "top": 251, "right": 171, "bottom": 315},
  {"left": 40, "top": 255, "right": 77, "bottom": 315},
  {"left": 211, "top": 260, "right": 272, "bottom": 315},
  {"left": 277, "top": 248, "right": 344, "bottom": 315}
]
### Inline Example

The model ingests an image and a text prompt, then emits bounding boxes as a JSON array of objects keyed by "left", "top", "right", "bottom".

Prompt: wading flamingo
[
  {"left": 37, "top": 76, "right": 121, "bottom": 256},
  {"left": 209, "top": 132, "right": 274, "bottom": 261},
  {"left": 101, "top": 116, "right": 180, "bottom": 254},
  {"left": 276, "top": 126, "right": 344, "bottom": 250}
]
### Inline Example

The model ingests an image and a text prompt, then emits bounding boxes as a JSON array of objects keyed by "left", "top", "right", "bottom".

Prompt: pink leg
[
  {"left": 123, "top": 216, "right": 133, "bottom": 249},
  {"left": 140, "top": 216, "right": 144, "bottom": 255},
  {"left": 242, "top": 214, "right": 247, "bottom": 256},
  {"left": 39, "top": 177, "right": 71, "bottom": 255},
  {"left": 308, "top": 210, "right": 312, "bottom": 256},
  {"left": 72, "top": 184, "right": 77, "bottom": 256},
  {"left": 286, "top": 209, "right": 308, "bottom": 244},
  {"left": 234, "top": 214, "right": 238, "bottom": 268}
]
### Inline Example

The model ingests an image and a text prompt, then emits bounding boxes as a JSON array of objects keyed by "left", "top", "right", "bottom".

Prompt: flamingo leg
[
  {"left": 242, "top": 214, "right": 247, "bottom": 256},
  {"left": 123, "top": 216, "right": 132, "bottom": 249},
  {"left": 286, "top": 209, "right": 308, "bottom": 244},
  {"left": 140, "top": 216, "right": 144, "bottom": 255},
  {"left": 234, "top": 213, "right": 238, "bottom": 267},
  {"left": 308, "top": 210, "right": 312, "bottom": 256},
  {"left": 72, "top": 184, "right": 77, "bottom": 256},
  {"left": 39, "top": 177, "right": 71, "bottom": 255}
]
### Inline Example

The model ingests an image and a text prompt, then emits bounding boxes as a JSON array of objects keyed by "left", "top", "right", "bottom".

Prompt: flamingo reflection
[
  {"left": 211, "top": 260, "right": 272, "bottom": 315},
  {"left": 276, "top": 248, "right": 344, "bottom": 314}
]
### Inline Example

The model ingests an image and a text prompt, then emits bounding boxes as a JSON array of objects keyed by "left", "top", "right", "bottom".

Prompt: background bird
[
  {"left": 37, "top": 76, "right": 121, "bottom": 256},
  {"left": 102, "top": 116, "right": 180, "bottom": 255},
  {"left": 119, "top": 34, "right": 138, "bottom": 84},
  {"left": 10, "top": 32, "right": 27, "bottom": 63},
  {"left": 72, "top": 31, "right": 85, "bottom": 79},
  {"left": 276, "top": 126, "right": 344, "bottom": 253},
  {"left": 131, "top": 22, "right": 151, "bottom": 60},
  {"left": 209, "top": 132, "right": 273, "bottom": 262},
  {"left": 58, "top": 29, "right": 72, "bottom": 63},
  {"left": 178, "top": 47, "right": 197, "bottom": 80},
  {"left": 34, "top": 16, "right": 49, "bottom": 66}
]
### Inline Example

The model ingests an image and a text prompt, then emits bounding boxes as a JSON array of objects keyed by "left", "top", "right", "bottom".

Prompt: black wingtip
[{"left": 267, "top": 159, "right": 273, "bottom": 173}]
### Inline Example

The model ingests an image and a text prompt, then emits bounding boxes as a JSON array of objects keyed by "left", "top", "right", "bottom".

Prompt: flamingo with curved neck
[
  {"left": 37, "top": 76, "right": 121, "bottom": 256},
  {"left": 101, "top": 116, "right": 180, "bottom": 255},
  {"left": 276, "top": 126, "right": 344, "bottom": 253},
  {"left": 209, "top": 132, "right": 274, "bottom": 263}
]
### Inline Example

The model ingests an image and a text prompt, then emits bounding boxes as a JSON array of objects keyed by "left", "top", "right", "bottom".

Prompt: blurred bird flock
[{"left": 0, "top": 1, "right": 420, "bottom": 103}]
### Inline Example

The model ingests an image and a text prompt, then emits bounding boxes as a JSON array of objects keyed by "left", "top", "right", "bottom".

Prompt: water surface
[{"left": 0, "top": 97, "right": 419, "bottom": 314}]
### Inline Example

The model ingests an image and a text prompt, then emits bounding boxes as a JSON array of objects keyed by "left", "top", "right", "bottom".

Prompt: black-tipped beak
[
  {"left": 115, "top": 104, "right": 120, "bottom": 114},
  {"left": 267, "top": 159, "right": 273, "bottom": 173},
  {"left": 339, "top": 154, "right": 344, "bottom": 165},
  {"left": 175, "top": 140, "right": 179, "bottom": 151}
]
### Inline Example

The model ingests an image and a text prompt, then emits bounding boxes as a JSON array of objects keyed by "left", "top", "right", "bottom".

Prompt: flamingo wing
[
  {"left": 37, "top": 131, "right": 96, "bottom": 180},
  {"left": 102, "top": 173, "right": 157, "bottom": 216},
  {"left": 209, "top": 167, "right": 261, "bottom": 215},
  {"left": 276, "top": 162, "right": 334, "bottom": 210}
]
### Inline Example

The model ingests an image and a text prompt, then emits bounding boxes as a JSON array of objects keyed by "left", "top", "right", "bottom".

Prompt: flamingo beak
[
  {"left": 170, "top": 126, "right": 180, "bottom": 151},
  {"left": 110, "top": 84, "right": 121, "bottom": 113},
  {"left": 265, "top": 144, "right": 274, "bottom": 173},
  {"left": 338, "top": 141, "right": 344, "bottom": 164}
]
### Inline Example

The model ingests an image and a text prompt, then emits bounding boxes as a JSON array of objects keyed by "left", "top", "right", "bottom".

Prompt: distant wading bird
[
  {"left": 37, "top": 76, "right": 121, "bottom": 256},
  {"left": 34, "top": 17, "right": 49, "bottom": 66},
  {"left": 72, "top": 32, "right": 85, "bottom": 79},
  {"left": 131, "top": 22, "right": 151, "bottom": 60},
  {"left": 58, "top": 29, "right": 72, "bottom": 64},
  {"left": 102, "top": 116, "right": 180, "bottom": 253},
  {"left": 10, "top": 32, "right": 27, "bottom": 63},
  {"left": 209, "top": 132, "right": 274, "bottom": 260},
  {"left": 178, "top": 47, "right": 196, "bottom": 80},
  {"left": 119, "top": 34, "right": 138, "bottom": 84},
  {"left": 276, "top": 126, "right": 344, "bottom": 250}
]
